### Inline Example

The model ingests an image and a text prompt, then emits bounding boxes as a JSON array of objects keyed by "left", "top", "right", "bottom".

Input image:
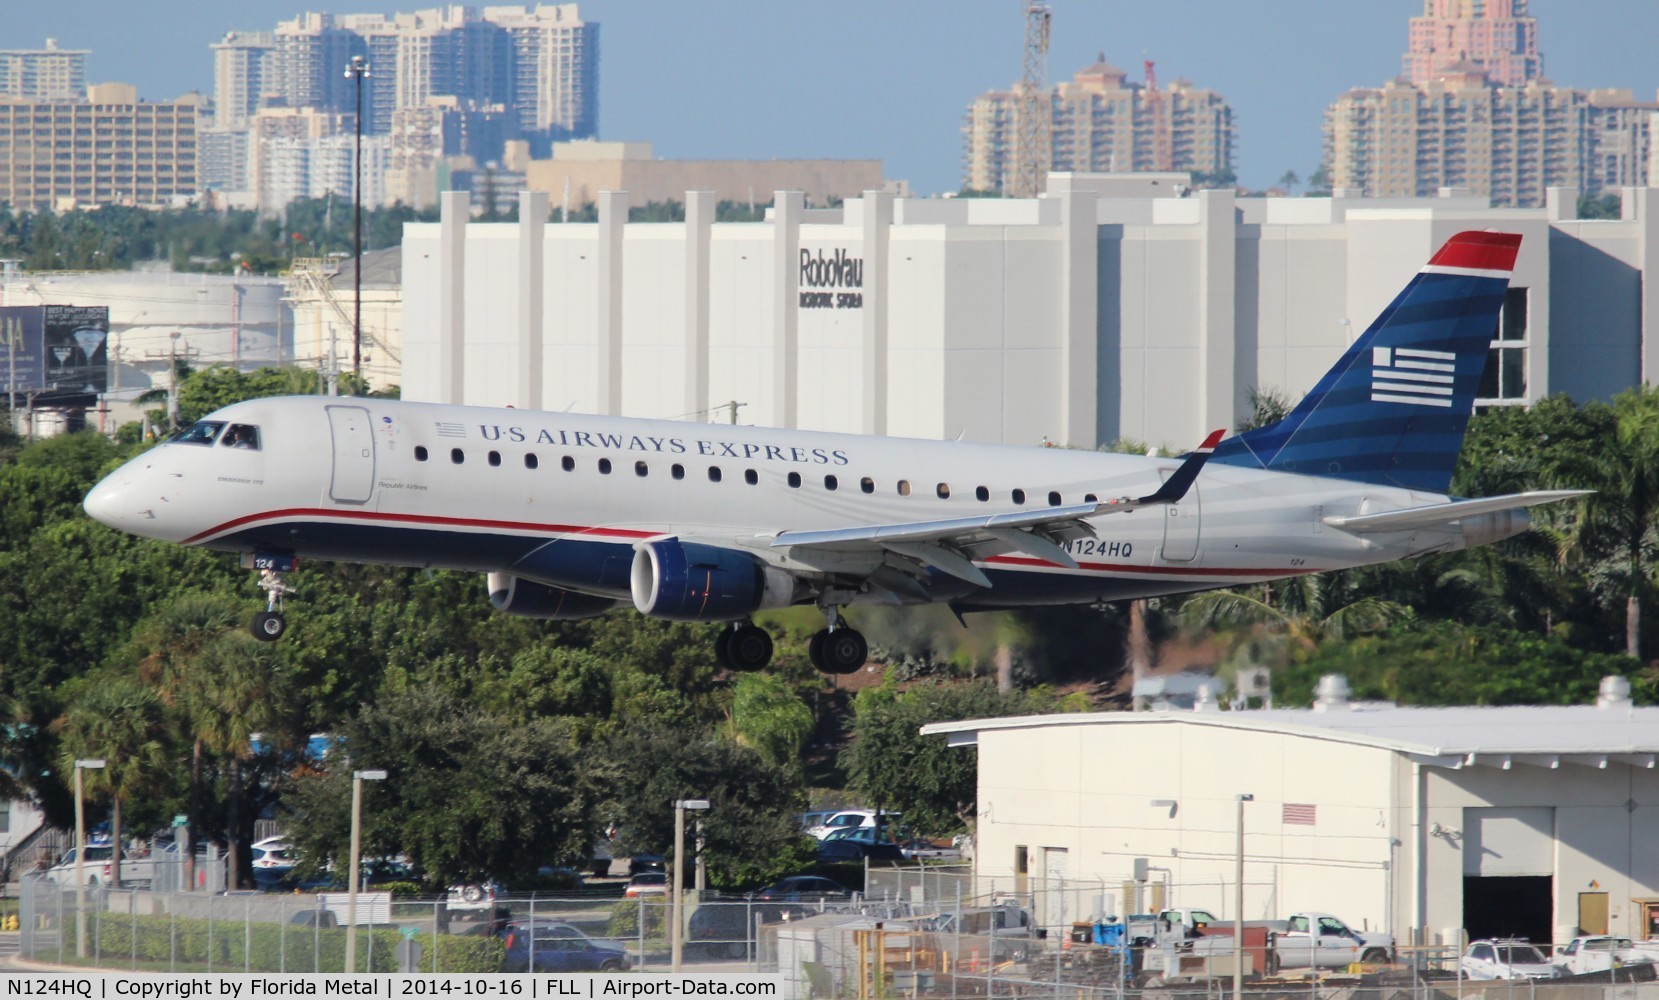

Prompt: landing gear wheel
[
  {"left": 808, "top": 630, "right": 828, "bottom": 671},
  {"left": 714, "top": 628, "right": 734, "bottom": 670},
  {"left": 818, "top": 628, "right": 867, "bottom": 675},
  {"left": 725, "top": 625, "right": 774, "bottom": 671},
  {"left": 251, "top": 610, "right": 288, "bottom": 642}
]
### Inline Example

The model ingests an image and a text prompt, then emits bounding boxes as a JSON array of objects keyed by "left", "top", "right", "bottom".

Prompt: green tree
[
  {"left": 728, "top": 672, "right": 814, "bottom": 772},
  {"left": 1180, "top": 574, "right": 1413, "bottom": 670},
  {"left": 52, "top": 676, "right": 170, "bottom": 884},
  {"left": 1278, "top": 170, "right": 1300, "bottom": 194},
  {"left": 286, "top": 687, "right": 592, "bottom": 888}
]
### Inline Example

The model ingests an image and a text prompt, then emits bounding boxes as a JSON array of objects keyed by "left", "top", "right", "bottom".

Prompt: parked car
[
  {"left": 1461, "top": 939, "right": 1562, "bottom": 980},
  {"left": 816, "top": 837, "right": 904, "bottom": 863},
  {"left": 806, "top": 810, "right": 902, "bottom": 841},
  {"left": 495, "top": 919, "right": 630, "bottom": 973},
  {"left": 1554, "top": 935, "right": 1659, "bottom": 975},
  {"left": 899, "top": 838, "right": 962, "bottom": 860},
  {"left": 448, "top": 881, "right": 504, "bottom": 912},
  {"left": 624, "top": 872, "right": 668, "bottom": 897},
  {"left": 629, "top": 854, "right": 666, "bottom": 876},
  {"left": 689, "top": 901, "right": 812, "bottom": 959},
  {"left": 752, "top": 875, "right": 852, "bottom": 902}
]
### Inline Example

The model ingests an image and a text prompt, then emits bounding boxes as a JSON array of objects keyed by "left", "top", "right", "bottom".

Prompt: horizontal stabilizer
[{"left": 1321, "top": 490, "right": 1591, "bottom": 533}]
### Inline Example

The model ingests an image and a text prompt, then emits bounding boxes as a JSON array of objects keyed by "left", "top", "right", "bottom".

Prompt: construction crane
[
  {"left": 1144, "top": 58, "right": 1172, "bottom": 173},
  {"left": 1012, "top": 0, "right": 1052, "bottom": 199}
]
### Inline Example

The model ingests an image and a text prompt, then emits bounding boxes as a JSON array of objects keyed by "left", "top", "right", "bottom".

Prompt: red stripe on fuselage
[
  {"left": 187, "top": 509, "right": 1303, "bottom": 581},
  {"left": 182, "top": 507, "right": 659, "bottom": 546},
  {"left": 1427, "top": 231, "right": 1520, "bottom": 272}
]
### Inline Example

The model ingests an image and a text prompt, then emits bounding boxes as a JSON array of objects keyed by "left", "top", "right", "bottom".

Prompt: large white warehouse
[
  {"left": 398, "top": 177, "right": 1659, "bottom": 451},
  {"left": 921, "top": 678, "right": 1659, "bottom": 950}
]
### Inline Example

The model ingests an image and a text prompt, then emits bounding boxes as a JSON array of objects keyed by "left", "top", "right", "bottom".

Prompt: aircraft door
[
  {"left": 1159, "top": 483, "right": 1200, "bottom": 562},
  {"left": 326, "top": 404, "right": 375, "bottom": 504}
]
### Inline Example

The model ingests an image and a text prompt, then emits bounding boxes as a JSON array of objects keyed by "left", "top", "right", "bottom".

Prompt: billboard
[{"left": 0, "top": 305, "right": 109, "bottom": 396}]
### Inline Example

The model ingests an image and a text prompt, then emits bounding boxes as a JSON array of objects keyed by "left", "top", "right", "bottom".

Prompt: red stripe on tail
[{"left": 1428, "top": 231, "right": 1521, "bottom": 272}]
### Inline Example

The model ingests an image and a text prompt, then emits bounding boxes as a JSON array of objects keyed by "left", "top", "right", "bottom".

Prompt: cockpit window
[
  {"left": 221, "top": 424, "right": 261, "bottom": 450},
  {"left": 170, "top": 421, "right": 225, "bottom": 446}
]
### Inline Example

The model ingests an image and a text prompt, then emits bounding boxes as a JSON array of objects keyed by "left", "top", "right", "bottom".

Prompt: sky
[{"left": 6, "top": 0, "right": 1658, "bottom": 195}]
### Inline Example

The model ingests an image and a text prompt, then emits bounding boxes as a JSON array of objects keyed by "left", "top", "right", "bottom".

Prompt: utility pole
[
  {"left": 345, "top": 54, "right": 371, "bottom": 393},
  {"left": 723, "top": 400, "right": 744, "bottom": 425}
]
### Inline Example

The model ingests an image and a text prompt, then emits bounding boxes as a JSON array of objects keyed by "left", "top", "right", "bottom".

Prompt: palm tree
[
  {"left": 1181, "top": 575, "right": 1413, "bottom": 672},
  {"left": 53, "top": 678, "right": 168, "bottom": 885},
  {"left": 181, "top": 632, "right": 291, "bottom": 889}
]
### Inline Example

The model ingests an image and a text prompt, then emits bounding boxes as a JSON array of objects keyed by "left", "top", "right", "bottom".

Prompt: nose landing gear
[{"left": 247, "top": 555, "right": 296, "bottom": 642}]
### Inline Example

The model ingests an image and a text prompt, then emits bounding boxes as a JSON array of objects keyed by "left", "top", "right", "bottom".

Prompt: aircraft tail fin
[{"left": 1210, "top": 230, "right": 1520, "bottom": 493}]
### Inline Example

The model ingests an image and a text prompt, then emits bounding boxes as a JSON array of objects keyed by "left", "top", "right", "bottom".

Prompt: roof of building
[
  {"left": 326, "top": 246, "right": 402, "bottom": 289},
  {"left": 921, "top": 696, "right": 1659, "bottom": 770}
]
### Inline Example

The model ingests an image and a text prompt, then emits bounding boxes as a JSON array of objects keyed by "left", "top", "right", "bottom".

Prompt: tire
[
  {"left": 808, "top": 630, "right": 828, "bottom": 672},
  {"left": 251, "top": 610, "right": 287, "bottom": 642},
  {"left": 1362, "top": 948, "right": 1389, "bottom": 964},
  {"left": 459, "top": 884, "right": 484, "bottom": 903},
  {"left": 821, "top": 628, "right": 868, "bottom": 674},
  {"left": 725, "top": 942, "right": 747, "bottom": 960},
  {"left": 714, "top": 628, "right": 733, "bottom": 669},
  {"left": 726, "top": 625, "right": 773, "bottom": 671},
  {"left": 599, "top": 960, "right": 623, "bottom": 972},
  {"left": 1265, "top": 951, "right": 1281, "bottom": 975}
]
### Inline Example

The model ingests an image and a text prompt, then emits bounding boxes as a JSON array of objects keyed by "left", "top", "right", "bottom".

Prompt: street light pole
[
  {"left": 671, "top": 798, "right": 710, "bottom": 972},
  {"left": 1235, "top": 793, "right": 1254, "bottom": 1000},
  {"left": 73, "top": 758, "right": 106, "bottom": 959},
  {"left": 344, "top": 54, "right": 370, "bottom": 392},
  {"left": 346, "top": 768, "right": 387, "bottom": 973}
]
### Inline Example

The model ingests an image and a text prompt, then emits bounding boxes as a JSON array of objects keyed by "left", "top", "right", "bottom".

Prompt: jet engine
[
  {"left": 487, "top": 572, "right": 622, "bottom": 620},
  {"left": 630, "top": 538, "right": 796, "bottom": 622}
]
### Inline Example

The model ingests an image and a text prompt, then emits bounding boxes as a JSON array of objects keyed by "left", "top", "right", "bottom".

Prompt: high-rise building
[
  {"left": 0, "top": 84, "right": 201, "bottom": 211},
  {"left": 211, "top": 31, "right": 276, "bottom": 129},
  {"left": 0, "top": 39, "right": 88, "bottom": 101},
  {"left": 1325, "top": 5, "right": 1654, "bottom": 207},
  {"left": 964, "top": 57, "right": 1234, "bottom": 194},
  {"left": 1404, "top": 0, "right": 1542, "bottom": 87},
  {"left": 489, "top": 4, "right": 599, "bottom": 141}
]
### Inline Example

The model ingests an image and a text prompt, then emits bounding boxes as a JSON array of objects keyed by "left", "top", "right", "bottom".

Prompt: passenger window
[
  {"left": 525, "top": 454, "right": 539, "bottom": 470},
  {"left": 170, "top": 420, "right": 225, "bottom": 445},
  {"left": 860, "top": 477, "right": 874, "bottom": 494},
  {"left": 671, "top": 464, "right": 685, "bottom": 480},
  {"left": 1085, "top": 493, "right": 1097, "bottom": 503},
  {"left": 975, "top": 486, "right": 989, "bottom": 502},
  {"left": 598, "top": 458, "right": 612, "bottom": 474},
  {"left": 562, "top": 456, "right": 575, "bottom": 471},
  {"left": 488, "top": 451, "right": 502, "bottom": 467},
  {"left": 788, "top": 472, "right": 802, "bottom": 488},
  {"left": 222, "top": 424, "right": 261, "bottom": 450},
  {"left": 635, "top": 460, "right": 648, "bottom": 477},
  {"left": 936, "top": 483, "right": 951, "bottom": 499},
  {"left": 1012, "top": 488, "right": 1026, "bottom": 504},
  {"left": 897, "top": 480, "right": 911, "bottom": 497},
  {"left": 824, "top": 474, "right": 838, "bottom": 491},
  {"left": 414, "top": 446, "right": 428, "bottom": 462},
  {"left": 744, "top": 469, "right": 758, "bottom": 485},
  {"left": 1048, "top": 491, "right": 1062, "bottom": 506},
  {"left": 708, "top": 466, "right": 722, "bottom": 483},
  {"left": 451, "top": 448, "right": 464, "bottom": 464}
]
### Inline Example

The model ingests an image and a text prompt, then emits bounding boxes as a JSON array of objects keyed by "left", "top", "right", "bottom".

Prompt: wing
[
  {"left": 1321, "top": 490, "right": 1590, "bottom": 533},
  {"left": 766, "top": 429, "right": 1225, "bottom": 592}
]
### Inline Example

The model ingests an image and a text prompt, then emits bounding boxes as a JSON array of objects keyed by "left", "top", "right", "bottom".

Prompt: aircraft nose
[{"left": 84, "top": 474, "right": 134, "bottom": 529}]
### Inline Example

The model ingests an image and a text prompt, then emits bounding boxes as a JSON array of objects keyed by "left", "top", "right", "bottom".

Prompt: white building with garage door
[{"left": 920, "top": 676, "right": 1659, "bottom": 949}]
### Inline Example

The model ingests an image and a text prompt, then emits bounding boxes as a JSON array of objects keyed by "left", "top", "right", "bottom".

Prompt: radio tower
[{"left": 1012, "top": 0, "right": 1051, "bottom": 198}]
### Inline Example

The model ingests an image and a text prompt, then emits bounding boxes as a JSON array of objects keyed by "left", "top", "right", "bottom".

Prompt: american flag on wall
[{"left": 1283, "top": 803, "right": 1317, "bottom": 826}]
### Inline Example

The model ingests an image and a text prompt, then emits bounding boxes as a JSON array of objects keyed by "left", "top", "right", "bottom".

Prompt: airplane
[{"left": 84, "top": 230, "right": 1585, "bottom": 675}]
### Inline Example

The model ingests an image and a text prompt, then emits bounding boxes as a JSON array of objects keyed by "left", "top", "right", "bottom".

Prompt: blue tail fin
[{"left": 1210, "top": 230, "right": 1520, "bottom": 493}]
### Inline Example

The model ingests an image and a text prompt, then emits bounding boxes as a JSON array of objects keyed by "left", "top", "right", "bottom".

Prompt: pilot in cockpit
[{"left": 223, "top": 424, "right": 260, "bottom": 450}]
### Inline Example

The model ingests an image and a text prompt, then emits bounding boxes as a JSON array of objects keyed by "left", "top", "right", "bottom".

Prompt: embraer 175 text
[{"left": 85, "top": 231, "right": 1585, "bottom": 674}]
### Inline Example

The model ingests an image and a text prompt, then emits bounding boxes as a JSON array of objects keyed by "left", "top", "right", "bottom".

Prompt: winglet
[{"left": 1138, "top": 429, "right": 1225, "bottom": 505}]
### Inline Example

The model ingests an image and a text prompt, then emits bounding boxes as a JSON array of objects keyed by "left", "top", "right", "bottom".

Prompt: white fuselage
[{"left": 84, "top": 395, "right": 1496, "bottom": 612}]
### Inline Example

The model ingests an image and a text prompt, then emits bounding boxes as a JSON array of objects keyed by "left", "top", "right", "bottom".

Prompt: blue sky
[{"left": 7, "top": 0, "right": 1656, "bottom": 194}]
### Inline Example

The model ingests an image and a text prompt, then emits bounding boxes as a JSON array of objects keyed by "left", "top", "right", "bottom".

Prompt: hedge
[{"left": 77, "top": 913, "right": 502, "bottom": 973}]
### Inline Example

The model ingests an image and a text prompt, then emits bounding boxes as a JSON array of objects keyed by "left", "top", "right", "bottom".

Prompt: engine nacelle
[
  {"left": 487, "top": 572, "right": 622, "bottom": 620},
  {"left": 630, "top": 538, "right": 796, "bottom": 622}
]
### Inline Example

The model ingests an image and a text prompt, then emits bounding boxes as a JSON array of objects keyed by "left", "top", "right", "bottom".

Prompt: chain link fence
[{"left": 17, "top": 873, "right": 1659, "bottom": 1000}]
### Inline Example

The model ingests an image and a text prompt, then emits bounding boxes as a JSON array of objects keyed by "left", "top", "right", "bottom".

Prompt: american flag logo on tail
[{"left": 1371, "top": 346, "right": 1455, "bottom": 408}]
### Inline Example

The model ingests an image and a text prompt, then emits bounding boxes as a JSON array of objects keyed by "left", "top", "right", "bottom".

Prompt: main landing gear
[
  {"left": 248, "top": 556, "right": 296, "bottom": 642},
  {"left": 712, "top": 607, "right": 871, "bottom": 676},
  {"left": 808, "top": 607, "right": 868, "bottom": 676}
]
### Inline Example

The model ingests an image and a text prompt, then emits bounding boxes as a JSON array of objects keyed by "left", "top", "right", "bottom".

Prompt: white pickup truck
[
  {"left": 1158, "top": 908, "right": 1395, "bottom": 972},
  {"left": 42, "top": 844, "right": 157, "bottom": 888},
  {"left": 1554, "top": 936, "right": 1659, "bottom": 976}
]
